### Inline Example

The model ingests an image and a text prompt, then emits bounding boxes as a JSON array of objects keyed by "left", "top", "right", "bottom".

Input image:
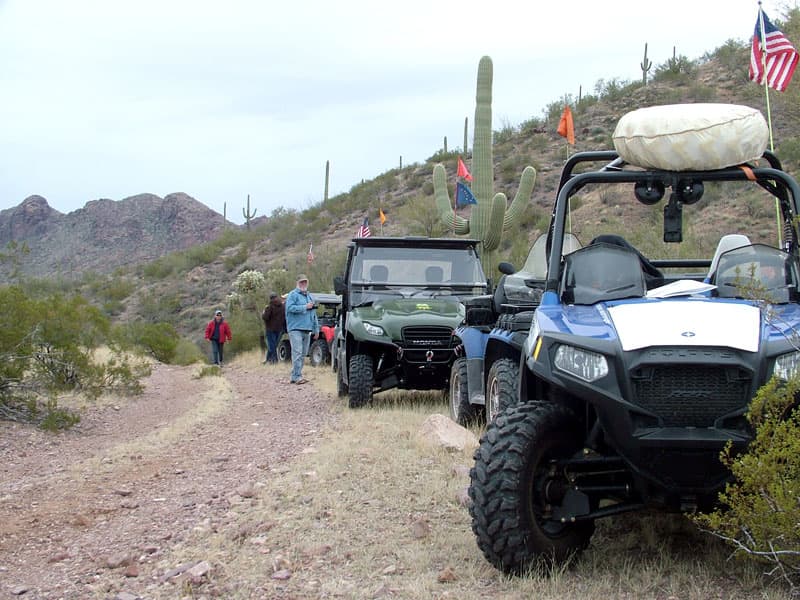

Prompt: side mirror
[
  {"left": 498, "top": 261, "right": 516, "bottom": 275},
  {"left": 333, "top": 276, "right": 346, "bottom": 295}
]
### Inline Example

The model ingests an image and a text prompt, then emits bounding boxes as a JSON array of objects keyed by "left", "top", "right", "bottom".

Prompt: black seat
[
  {"left": 589, "top": 234, "right": 663, "bottom": 289},
  {"left": 425, "top": 265, "right": 443, "bottom": 283}
]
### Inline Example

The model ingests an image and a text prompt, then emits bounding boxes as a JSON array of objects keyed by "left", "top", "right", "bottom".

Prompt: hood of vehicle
[
  {"left": 349, "top": 297, "right": 465, "bottom": 339},
  {"left": 538, "top": 298, "right": 765, "bottom": 352}
]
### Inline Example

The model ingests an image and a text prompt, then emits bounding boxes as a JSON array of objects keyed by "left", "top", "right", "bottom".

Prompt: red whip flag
[{"left": 457, "top": 157, "right": 473, "bottom": 181}]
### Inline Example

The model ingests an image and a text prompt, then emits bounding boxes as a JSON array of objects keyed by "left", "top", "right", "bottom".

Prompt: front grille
[
  {"left": 631, "top": 364, "right": 751, "bottom": 427},
  {"left": 401, "top": 326, "right": 454, "bottom": 348}
]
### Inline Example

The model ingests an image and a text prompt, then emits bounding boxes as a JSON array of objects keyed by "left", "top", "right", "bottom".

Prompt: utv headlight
[
  {"left": 554, "top": 345, "right": 609, "bottom": 382},
  {"left": 774, "top": 351, "right": 800, "bottom": 381},
  {"left": 363, "top": 322, "right": 385, "bottom": 336}
]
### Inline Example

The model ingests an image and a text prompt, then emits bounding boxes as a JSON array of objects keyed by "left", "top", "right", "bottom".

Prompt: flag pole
[
  {"left": 757, "top": 1, "right": 782, "bottom": 246},
  {"left": 452, "top": 159, "right": 458, "bottom": 234},
  {"left": 759, "top": 1, "right": 775, "bottom": 152}
]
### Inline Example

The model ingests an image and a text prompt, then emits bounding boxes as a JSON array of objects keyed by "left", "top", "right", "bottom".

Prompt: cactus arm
[
  {"left": 503, "top": 166, "right": 537, "bottom": 230},
  {"left": 483, "top": 193, "right": 507, "bottom": 251},
  {"left": 433, "top": 163, "right": 469, "bottom": 233}
]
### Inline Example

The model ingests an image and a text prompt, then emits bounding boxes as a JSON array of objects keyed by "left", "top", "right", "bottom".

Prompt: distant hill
[
  {"left": 6, "top": 35, "right": 800, "bottom": 339},
  {"left": 0, "top": 192, "right": 228, "bottom": 279}
]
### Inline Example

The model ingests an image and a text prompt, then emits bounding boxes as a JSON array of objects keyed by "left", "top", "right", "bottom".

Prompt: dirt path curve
[{"left": 0, "top": 360, "right": 336, "bottom": 599}]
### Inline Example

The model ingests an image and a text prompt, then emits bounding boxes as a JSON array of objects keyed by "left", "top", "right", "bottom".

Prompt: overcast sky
[{"left": 0, "top": 0, "right": 774, "bottom": 224}]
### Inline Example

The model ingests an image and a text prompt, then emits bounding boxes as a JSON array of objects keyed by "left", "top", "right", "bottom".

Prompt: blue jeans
[
  {"left": 289, "top": 329, "right": 311, "bottom": 381},
  {"left": 210, "top": 340, "right": 224, "bottom": 365},
  {"left": 266, "top": 330, "right": 281, "bottom": 363}
]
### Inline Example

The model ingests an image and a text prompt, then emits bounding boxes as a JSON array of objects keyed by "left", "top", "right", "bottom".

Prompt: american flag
[
  {"left": 357, "top": 216, "right": 371, "bottom": 238},
  {"left": 750, "top": 8, "right": 799, "bottom": 92}
]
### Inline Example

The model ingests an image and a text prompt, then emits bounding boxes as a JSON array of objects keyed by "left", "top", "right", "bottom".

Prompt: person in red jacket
[{"left": 204, "top": 310, "right": 232, "bottom": 366}]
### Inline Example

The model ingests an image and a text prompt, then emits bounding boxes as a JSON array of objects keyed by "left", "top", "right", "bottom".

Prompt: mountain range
[{"left": 0, "top": 192, "right": 228, "bottom": 279}]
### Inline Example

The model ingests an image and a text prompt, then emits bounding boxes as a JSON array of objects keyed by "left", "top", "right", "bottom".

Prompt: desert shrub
[
  {"left": 399, "top": 196, "right": 448, "bottom": 238},
  {"left": 227, "top": 312, "right": 262, "bottom": 356},
  {"left": 593, "top": 78, "right": 634, "bottom": 104},
  {"left": 652, "top": 54, "right": 697, "bottom": 83},
  {"left": 0, "top": 287, "right": 149, "bottom": 428},
  {"left": 197, "top": 365, "right": 222, "bottom": 378},
  {"left": 114, "top": 321, "right": 180, "bottom": 363},
  {"left": 777, "top": 138, "right": 800, "bottom": 170},
  {"left": 223, "top": 244, "right": 249, "bottom": 271},
  {"left": 695, "top": 375, "right": 800, "bottom": 590},
  {"left": 172, "top": 338, "right": 205, "bottom": 366},
  {"left": 494, "top": 120, "right": 517, "bottom": 144}
]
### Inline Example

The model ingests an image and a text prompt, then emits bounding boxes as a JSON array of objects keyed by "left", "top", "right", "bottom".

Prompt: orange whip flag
[
  {"left": 379, "top": 207, "right": 387, "bottom": 225},
  {"left": 457, "top": 157, "right": 473, "bottom": 181},
  {"left": 557, "top": 106, "right": 575, "bottom": 145}
]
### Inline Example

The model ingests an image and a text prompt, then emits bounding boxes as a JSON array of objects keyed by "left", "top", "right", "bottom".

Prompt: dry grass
[{"left": 163, "top": 366, "right": 793, "bottom": 599}]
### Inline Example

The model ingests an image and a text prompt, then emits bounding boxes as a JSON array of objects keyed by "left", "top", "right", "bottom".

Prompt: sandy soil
[{"left": 0, "top": 358, "right": 336, "bottom": 599}]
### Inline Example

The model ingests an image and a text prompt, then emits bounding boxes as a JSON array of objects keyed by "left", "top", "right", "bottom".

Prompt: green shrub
[
  {"left": 695, "top": 375, "right": 800, "bottom": 588},
  {"left": 0, "top": 286, "right": 150, "bottom": 428},
  {"left": 172, "top": 338, "right": 205, "bottom": 366},
  {"left": 114, "top": 321, "right": 180, "bottom": 363},
  {"left": 197, "top": 365, "right": 222, "bottom": 378}
]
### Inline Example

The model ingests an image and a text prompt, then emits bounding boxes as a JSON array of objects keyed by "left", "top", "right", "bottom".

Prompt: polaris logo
[{"left": 681, "top": 331, "right": 696, "bottom": 338}]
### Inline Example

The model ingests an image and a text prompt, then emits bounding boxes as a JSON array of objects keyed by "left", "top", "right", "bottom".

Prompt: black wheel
[
  {"left": 485, "top": 357, "right": 519, "bottom": 422},
  {"left": 277, "top": 339, "right": 291, "bottom": 362},
  {"left": 348, "top": 354, "right": 373, "bottom": 408},
  {"left": 337, "top": 360, "right": 348, "bottom": 397},
  {"left": 449, "top": 357, "right": 479, "bottom": 425},
  {"left": 309, "top": 338, "right": 329, "bottom": 367},
  {"left": 469, "top": 403, "right": 595, "bottom": 573}
]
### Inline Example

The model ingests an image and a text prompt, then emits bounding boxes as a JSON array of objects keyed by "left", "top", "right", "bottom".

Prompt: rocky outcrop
[{"left": 0, "top": 193, "right": 228, "bottom": 279}]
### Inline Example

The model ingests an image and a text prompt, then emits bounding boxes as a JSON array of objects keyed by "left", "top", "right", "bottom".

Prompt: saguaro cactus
[
  {"left": 444, "top": 136, "right": 448, "bottom": 153},
  {"left": 242, "top": 194, "right": 257, "bottom": 230},
  {"left": 324, "top": 160, "right": 330, "bottom": 202},
  {"left": 463, "top": 117, "right": 468, "bottom": 155},
  {"left": 223, "top": 202, "right": 227, "bottom": 229},
  {"left": 641, "top": 43, "right": 652, "bottom": 85},
  {"left": 433, "top": 55, "right": 536, "bottom": 275}
]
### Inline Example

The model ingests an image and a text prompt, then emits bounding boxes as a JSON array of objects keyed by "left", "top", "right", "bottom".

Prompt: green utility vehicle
[{"left": 333, "top": 237, "right": 488, "bottom": 408}]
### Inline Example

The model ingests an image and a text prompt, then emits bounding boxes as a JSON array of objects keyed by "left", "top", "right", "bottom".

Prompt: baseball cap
[
  {"left": 297, "top": 274, "right": 308, "bottom": 282},
  {"left": 215, "top": 310, "right": 223, "bottom": 316}
]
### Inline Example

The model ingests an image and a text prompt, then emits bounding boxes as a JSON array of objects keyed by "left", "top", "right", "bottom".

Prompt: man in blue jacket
[{"left": 284, "top": 274, "right": 319, "bottom": 384}]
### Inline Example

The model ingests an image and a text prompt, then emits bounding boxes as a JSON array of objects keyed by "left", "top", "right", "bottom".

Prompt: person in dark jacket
[
  {"left": 204, "top": 310, "right": 232, "bottom": 366},
  {"left": 261, "top": 292, "right": 286, "bottom": 364}
]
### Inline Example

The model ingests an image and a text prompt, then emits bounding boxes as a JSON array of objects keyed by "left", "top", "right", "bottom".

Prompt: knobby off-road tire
[
  {"left": 277, "top": 339, "right": 291, "bottom": 362},
  {"left": 309, "top": 338, "right": 329, "bottom": 367},
  {"left": 449, "top": 357, "right": 479, "bottom": 425},
  {"left": 348, "top": 354, "right": 373, "bottom": 408},
  {"left": 469, "top": 402, "right": 595, "bottom": 573},
  {"left": 485, "top": 357, "right": 519, "bottom": 423}
]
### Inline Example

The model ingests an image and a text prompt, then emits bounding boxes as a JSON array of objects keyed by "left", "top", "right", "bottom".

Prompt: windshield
[
  {"left": 348, "top": 244, "right": 487, "bottom": 305},
  {"left": 713, "top": 244, "right": 799, "bottom": 303},
  {"left": 560, "top": 243, "right": 647, "bottom": 305}
]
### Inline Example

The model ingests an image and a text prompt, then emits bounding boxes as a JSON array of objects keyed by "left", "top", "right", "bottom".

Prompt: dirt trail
[{"left": 0, "top": 360, "right": 336, "bottom": 599}]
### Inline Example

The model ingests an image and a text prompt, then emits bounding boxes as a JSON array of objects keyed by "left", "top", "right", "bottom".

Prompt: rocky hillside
[
  {"left": 0, "top": 192, "right": 227, "bottom": 279},
  {"left": 7, "top": 38, "right": 800, "bottom": 338}
]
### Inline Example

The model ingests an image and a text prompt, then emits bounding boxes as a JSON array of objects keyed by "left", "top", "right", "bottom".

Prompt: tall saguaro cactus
[
  {"left": 463, "top": 117, "right": 468, "bottom": 154},
  {"left": 324, "top": 160, "right": 330, "bottom": 202},
  {"left": 242, "top": 194, "right": 257, "bottom": 230},
  {"left": 433, "top": 55, "right": 536, "bottom": 275},
  {"left": 641, "top": 43, "right": 652, "bottom": 85}
]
